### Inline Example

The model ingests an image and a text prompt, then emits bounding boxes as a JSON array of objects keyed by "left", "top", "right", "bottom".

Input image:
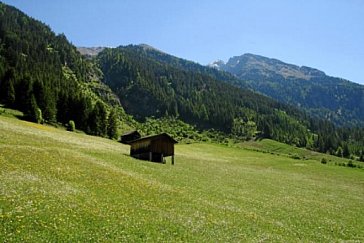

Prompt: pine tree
[
  {"left": 336, "top": 146, "right": 343, "bottom": 158},
  {"left": 0, "top": 68, "right": 16, "bottom": 106},
  {"left": 32, "top": 79, "right": 55, "bottom": 122},
  {"left": 107, "top": 109, "right": 119, "bottom": 139},
  {"left": 88, "top": 101, "right": 107, "bottom": 136},
  {"left": 360, "top": 151, "right": 364, "bottom": 162},
  {"left": 15, "top": 76, "right": 32, "bottom": 113},
  {"left": 262, "top": 123, "right": 272, "bottom": 139},
  {"left": 0, "top": 75, "right": 16, "bottom": 106},
  {"left": 343, "top": 143, "right": 350, "bottom": 158},
  {"left": 69, "top": 94, "right": 92, "bottom": 131},
  {"left": 29, "top": 95, "right": 42, "bottom": 123}
]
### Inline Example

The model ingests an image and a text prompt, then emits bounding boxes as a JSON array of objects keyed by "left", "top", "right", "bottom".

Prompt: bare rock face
[{"left": 77, "top": 47, "right": 105, "bottom": 57}]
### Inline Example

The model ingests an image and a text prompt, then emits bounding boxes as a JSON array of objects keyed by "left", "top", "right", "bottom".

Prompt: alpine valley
[
  {"left": 1, "top": 2, "right": 364, "bottom": 241},
  {"left": 0, "top": 2, "right": 363, "bottom": 158}
]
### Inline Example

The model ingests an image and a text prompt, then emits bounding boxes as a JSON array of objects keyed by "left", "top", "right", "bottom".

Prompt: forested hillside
[
  {"left": 96, "top": 45, "right": 364, "bottom": 158},
  {"left": 0, "top": 3, "right": 122, "bottom": 137},
  {"left": 211, "top": 53, "right": 364, "bottom": 127},
  {"left": 97, "top": 46, "right": 312, "bottom": 143}
]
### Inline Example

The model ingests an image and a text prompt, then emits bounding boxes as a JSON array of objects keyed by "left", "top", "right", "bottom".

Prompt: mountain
[
  {"left": 0, "top": 2, "right": 123, "bottom": 137},
  {"left": 208, "top": 60, "right": 225, "bottom": 69},
  {"left": 77, "top": 47, "right": 105, "bottom": 57},
  {"left": 96, "top": 45, "right": 337, "bottom": 147},
  {"left": 95, "top": 45, "right": 364, "bottom": 156},
  {"left": 211, "top": 53, "right": 364, "bottom": 127},
  {"left": 97, "top": 45, "right": 309, "bottom": 139}
]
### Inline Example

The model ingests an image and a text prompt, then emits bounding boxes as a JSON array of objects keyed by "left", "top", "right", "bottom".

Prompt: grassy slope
[
  {"left": 239, "top": 139, "right": 357, "bottom": 164},
  {"left": 0, "top": 115, "right": 363, "bottom": 242}
]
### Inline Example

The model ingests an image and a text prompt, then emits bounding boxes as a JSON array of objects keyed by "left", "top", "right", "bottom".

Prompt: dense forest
[
  {"left": 0, "top": 3, "right": 122, "bottom": 138},
  {"left": 0, "top": 2, "right": 363, "bottom": 160}
]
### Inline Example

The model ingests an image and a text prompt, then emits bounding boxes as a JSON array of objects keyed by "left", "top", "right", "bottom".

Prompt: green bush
[
  {"left": 35, "top": 108, "right": 43, "bottom": 124},
  {"left": 137, "top": 116, "right": 210, "bottom": 143},
  {"left": 321, "top": 158, "right": 327, "bottom": 164},
  {"left": 347, "top": 160, "right": 355, "bottom": 168},
  {"left": 290, "top": 153, "right": 301, "bottom": 160},
  {"left": 68, "top": 120, "right": 75, "bottom": 132}
]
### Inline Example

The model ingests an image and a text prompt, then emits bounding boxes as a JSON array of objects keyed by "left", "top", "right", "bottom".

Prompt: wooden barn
[{"left": 127, "top": 133, "right": 177, "bottom": 164}]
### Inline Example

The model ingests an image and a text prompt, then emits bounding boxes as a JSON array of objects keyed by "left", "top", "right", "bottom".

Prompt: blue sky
[{"left": 3, "top": 0, "right": 364, "bottom": 84}]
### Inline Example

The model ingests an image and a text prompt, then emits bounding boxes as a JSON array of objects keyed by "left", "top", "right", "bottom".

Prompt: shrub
[
  {"left": 35, "top": 108, "right": 43, "bottom": 124},
  {"left": 290, "top": 153, "right": 301, "bottom": 160},
  {"left": 107, "top": 109, "right": 119, "bottom": 139},
  {"left": 360, "top": 152, "right": 364, "bottom": 162},
  {"left": 347, "top": 160, "right": 355, "bottom": 168},
  {"left": 68, "top": 120, "right": 75, "bottom": 132},
  {"left": 321, "top": 158, "right": 327, "bottom": 164}
]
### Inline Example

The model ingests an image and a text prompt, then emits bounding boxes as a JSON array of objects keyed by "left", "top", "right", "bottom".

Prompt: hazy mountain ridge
[{"left": 212, "top": 53, "right": 364, "bottom": 126}]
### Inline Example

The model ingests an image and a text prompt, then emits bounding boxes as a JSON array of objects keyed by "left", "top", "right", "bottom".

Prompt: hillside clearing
[{"left": 1, "top": 116, "right": 363, "bottom": 242}]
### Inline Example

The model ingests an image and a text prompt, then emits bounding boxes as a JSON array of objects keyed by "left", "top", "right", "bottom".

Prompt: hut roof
[
  {"left": 128, "top": 133, "right": 178, "bottom": 144},
  {"left": 122, "top": 130, "right": 141, "bottom": 136},
  {"left": 120, "top": 130, "right": 142, "bottom": 144}
]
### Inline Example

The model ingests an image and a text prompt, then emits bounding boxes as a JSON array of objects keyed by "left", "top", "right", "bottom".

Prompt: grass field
[
  {"left": 1, "top": 115, "right": 363, "bottom": 242},
  {"left": 238, "top": 139, "right": 361, "bottom": 165}
]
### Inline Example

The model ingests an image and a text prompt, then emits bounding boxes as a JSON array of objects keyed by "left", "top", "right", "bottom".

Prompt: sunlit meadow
[{"left": 0, "top": 115, "right": 363, "bottom": 242}]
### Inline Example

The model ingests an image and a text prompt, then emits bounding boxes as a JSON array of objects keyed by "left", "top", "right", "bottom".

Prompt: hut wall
[
  {"left": 129, "top": 134, "right": 176, "bottom": 163},
  {"left": 130, "top": 140, "right": 151, "bottom": 155},
  {"left": 150, "top": 138, "right": 174, "bottom": 156}
]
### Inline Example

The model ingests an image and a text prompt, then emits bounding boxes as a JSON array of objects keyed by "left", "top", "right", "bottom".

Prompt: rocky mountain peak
[
  {"left": 207, "top": 60, "right": 225, "bottom": 70},
  {"left": 221, "top": 53, "right": 326, "bottom": 80}
]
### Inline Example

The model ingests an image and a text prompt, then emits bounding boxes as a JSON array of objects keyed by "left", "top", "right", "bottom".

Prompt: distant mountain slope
[
  {"left": 96, "top": 45, "right": 364, "bottom": 156},
  {"left": 211, "top": 53, "right": 364, "bottom": 126},
  {"left": 97, "top": 44, "right": 335, "bottom": 147}
]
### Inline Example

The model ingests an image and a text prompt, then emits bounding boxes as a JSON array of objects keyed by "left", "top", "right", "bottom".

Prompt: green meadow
[{"left": 0, "top": 115, "right": 363, "bottom": 242}]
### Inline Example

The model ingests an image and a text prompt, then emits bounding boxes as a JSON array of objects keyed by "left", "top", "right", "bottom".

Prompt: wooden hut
[
  {"left": 120, "top": 130, "right": 141, "bottom": 144},
  {"left": 127, "top": 133, "right": 177, "bottom": 164}
]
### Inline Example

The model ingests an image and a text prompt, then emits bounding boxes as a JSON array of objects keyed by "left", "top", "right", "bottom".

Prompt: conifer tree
[
  {"left": 0, "top": 75, "right": 15, "bottom": 106},
  {"left": 343, "top": 143, "right": 350, "bottom": 158},
  {"left": 360, "top": 151, "right": 364, "bottom": 162},
  {"left": 88, "top": 101, "right": 107, "bottom": 136},
  {"left": 107, "top": 109, "right": 119, "bottom": 139},
  {"left": 29, "top": 94, "right": 42, "bottom": 123},
  {"left": 336, "top": 146, "right": 343, "bottom": 158},
  {"left": 15, "top": 77, "right": 32, "bottom": 113}
]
